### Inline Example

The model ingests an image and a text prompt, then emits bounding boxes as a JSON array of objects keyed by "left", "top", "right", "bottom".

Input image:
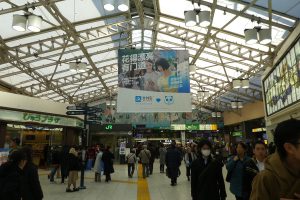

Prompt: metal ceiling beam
[
  {"left": 159, "top": 13, "right": 277, "bottom": 50},
  {"left": 28, "top": 1, "right": 111, "bottom": 95},
  {"left": 151, "top": 0, "right": 160, "bottom": 49},
  {"left": 190, "top": 0, "right": 217, "bottom": 64},
  {"left": 1, "top": 37, "right": 129, "bottom": 77},
  {"left": 195, "top": 0, "right": 293, "bottom": 31},
  {"left": 228, "top": 0, "right": 299, "bottom": 21},
  {"left": 0, "top": 36, "right": 73, "bottom": 102},
  {"left": 133, "top": 0, "right": 145, "bottom": 49}
]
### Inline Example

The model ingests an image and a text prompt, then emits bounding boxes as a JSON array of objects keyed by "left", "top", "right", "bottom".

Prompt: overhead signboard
[
  {"left": 89, "top": 124, "right": 132, "bottom": 132},
  {"left": 231, "top": 131, "right": 243, "bottom": 137},
  {"left": 117, "top": 49, "right": 191, "bottom": 113},
  {"left": 263, "top": 37, "right": 300, "bottom": 116},
  {"left": 66, "top": 110, "right": 85, "bottom": 115},
  {"left": 0, "top": 109, "right": 84, "bottom": 128}
]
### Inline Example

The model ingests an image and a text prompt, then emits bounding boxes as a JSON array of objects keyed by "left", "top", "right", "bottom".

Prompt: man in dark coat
[
  {"left": 0, "top": 150, "right": 27, "bottom": 200},
  {"left": 101, "top": 146, "right": 115, "bottom": 182},
  {"left": 165, "top": 141, "right": 182, "bottom": 186},
  {"left": 191, "top": 140, "right": 226, "bottom": 200},
  {"left": 20, "top": 146, "right": 43, "bottom": 200}
]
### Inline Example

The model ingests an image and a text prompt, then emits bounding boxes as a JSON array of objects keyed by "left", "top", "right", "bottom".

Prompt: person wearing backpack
[
  {"left": 226, "top": 142, "right": 251, "bottom": 200},
  {"left": 126, "top": 149, "right": 137, "bottom": 178},
  {"left": 191, "top": 139, "right": 226, "bottom": 200},
  {"left": 138, "top": 145, "right": 151, "bottom": 179}
]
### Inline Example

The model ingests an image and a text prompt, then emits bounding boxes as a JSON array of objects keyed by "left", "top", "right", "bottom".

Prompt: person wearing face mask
[
  {"left": 191, "top": 140, "right": 226, "bottom": 200},
  {"left": 0, "top": 149, "right": 27, "bottom": 200}
]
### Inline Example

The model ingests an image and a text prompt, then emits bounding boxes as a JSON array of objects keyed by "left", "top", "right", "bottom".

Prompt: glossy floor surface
[{"left": 40, "top": 161, "right": 235, "bottom": 200}]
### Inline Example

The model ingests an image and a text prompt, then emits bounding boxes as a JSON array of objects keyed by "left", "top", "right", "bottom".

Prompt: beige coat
[{"left": 250, "top": 152, "right": 300, "bottom": 200}]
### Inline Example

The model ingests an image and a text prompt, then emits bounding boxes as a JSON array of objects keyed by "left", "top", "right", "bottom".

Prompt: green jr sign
[{"left": 105, "top": 124, "right": 113, "bottom": 130}]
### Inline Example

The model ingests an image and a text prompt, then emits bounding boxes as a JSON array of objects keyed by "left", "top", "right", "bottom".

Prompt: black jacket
[
  {"left": 242, "top": 158, "right": 259, "bottom": 200},
  {"left": 0, "top": 162, "right": 23, "bottom": 200},
  {"left": 21, "top": 162, "right": 43, "bottom": 200},
  {"left": 165, "top": 147, "right": 182, "bottom": 168},
  {"left": 102, "top": 150, "right": 115, "bottom": 174},
  {"left": 191, "top": 157, "right": 226, "bottom": 200},
  {"left": 67, "top": 153, "right": 81, "bottom": 171}
]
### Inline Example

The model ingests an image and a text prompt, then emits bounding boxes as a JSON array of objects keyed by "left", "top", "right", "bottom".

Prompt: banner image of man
[
  {"left": 155, "top": 58, "right": 178, "bottom": 93},
  {"left": 143, "top": 59, "right": 160, "bottom": 91}
]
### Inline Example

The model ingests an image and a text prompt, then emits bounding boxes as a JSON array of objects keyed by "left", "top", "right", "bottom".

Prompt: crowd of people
[{"left": 0, "top": 118, "right": 299, "bottom": 200}]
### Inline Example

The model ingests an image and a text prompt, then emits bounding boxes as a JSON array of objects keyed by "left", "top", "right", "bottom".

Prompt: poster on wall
[
  {"left": 263, "top": 37, "right": 300, "bottom": 116},
  {"left": 117, "top": 49, "right": 191, "bottom": 113}
]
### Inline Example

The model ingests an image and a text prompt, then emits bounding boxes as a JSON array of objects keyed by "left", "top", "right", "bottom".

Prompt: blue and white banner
[{"left": 117, "top": 49, "right": 191, "bottom": 113}]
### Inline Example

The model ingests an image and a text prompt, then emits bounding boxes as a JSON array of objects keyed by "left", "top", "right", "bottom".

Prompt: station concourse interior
[{"left": 0, "top": 0, "right": 300, "bottom": 200}]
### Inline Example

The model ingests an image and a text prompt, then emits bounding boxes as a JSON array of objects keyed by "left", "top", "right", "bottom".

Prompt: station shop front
[{"left": 0, "top": 108, "right": 84, "bottom": 166}]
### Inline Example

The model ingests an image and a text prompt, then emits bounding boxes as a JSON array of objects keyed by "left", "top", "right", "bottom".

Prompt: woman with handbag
[
  {"left": 226, "top": 142, "right": 250, "bottom": 200},
  {"left": 191, "top": 139, "right": 226, "bottom": 200}
]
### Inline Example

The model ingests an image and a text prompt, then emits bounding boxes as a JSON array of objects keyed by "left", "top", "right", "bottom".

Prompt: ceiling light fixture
[
  {"left": 244, "top": 28, "right": 258, "bottom": 44},
  {"left": 231, "top": 101, "right": 243, "bottom": 109},
  {"left": 232, "top": 78, "right": 250, "bottom": 89},
  {"left": 103, "top": 0, "right": 115, "bottom": 11},
  {"left": 118, "top": 0, "right": 129, "bottom": 12},
  {"left": 12, "top": 14, "right": 43, "bottom": 32},
  {"left": 258, "top": 28, "right": 272, "bottom": 44},
  {"left": 27, "top": 15, "right": 43, "bottom": 32},
  {"left": 198, "top": 10, "right": 211, "bottom": 27},
  {"left": 69, "top": 60, "right": 87, "bottom": 72},
  {"left": 12, "top": 15, "right": 27, "bottom": 32},
  {"left": 198, "top": 89, "right": 210, "bottom": 98},
  {"left": 184, "top": 10, "right": 197, "bottom": 27}
]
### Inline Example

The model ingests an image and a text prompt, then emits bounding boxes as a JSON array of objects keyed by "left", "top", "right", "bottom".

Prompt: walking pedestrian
[
  {"left": 20, "top": 146, "right": 43, "bottom": 200},
  {"left": 126, "top": 149, "right": 137, "bottom": 178},
  {"left": 184, "top": 147, "right": 197, "bottom": 181},
  {"left": 242, "top": 141, "right": 267, "bottom": 200},
  {"left": 93, "top": 147, "right": 103, "bottom": 182},
  {"left": 226, "top": 142, "right": 251, "bottom": 200},
  {"left": 66, "top": 148, "right": 80, "bottom": 192},
  {"left": 138, "top": 145, "right": 151, "bottom": 178},
  {"left": 191, "top": 140, "right": 226, "bottom": 200},
  {"left": 101, "top": 146, "right": 115, "bottom": 182},
  {"left": 0, "top": 150, "right": 27, "bottom": 200},
  {"left": 159, "top": 143, "right": 167, "bottom": 173},
  {"left": 165, "top": 141, "right": 182, "bottom": 186},
  {"left": 250, "top": 119, "right": 300, "bottom": 200}
]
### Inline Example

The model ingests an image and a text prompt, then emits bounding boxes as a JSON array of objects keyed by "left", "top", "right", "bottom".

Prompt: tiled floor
[{"left": 40, "top": 161, "right": 235, "bottom": 200}]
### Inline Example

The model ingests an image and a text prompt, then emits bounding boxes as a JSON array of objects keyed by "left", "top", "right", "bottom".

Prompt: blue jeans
[{"left": 50, "top": 165, "right": 59, "bottom": 181}]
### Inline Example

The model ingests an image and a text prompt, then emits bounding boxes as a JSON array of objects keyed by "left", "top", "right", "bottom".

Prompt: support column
[
  {"left": 62, "top": 127, "right": 80, "bottom": 146},
  {"left": 0, "top": 122, "right": 7, "bottom": 148}
]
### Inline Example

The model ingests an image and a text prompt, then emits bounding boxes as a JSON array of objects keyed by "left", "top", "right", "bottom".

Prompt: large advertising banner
[{"left": 117, "top": 49, "right": 191, "bottom": 113}]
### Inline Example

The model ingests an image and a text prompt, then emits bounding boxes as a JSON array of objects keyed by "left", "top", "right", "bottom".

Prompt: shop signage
[
  {"left": 0, "top": 109, "right": 84, "bottom": 128},
  {"left": 170, "top": 124, "right": 218, "bottom": 131},
  {"left": 252, "top": 128, "right": 266, "bottom": 133},
  {"left": 231, "top": 131, "right": 243, "bottom": 137}
]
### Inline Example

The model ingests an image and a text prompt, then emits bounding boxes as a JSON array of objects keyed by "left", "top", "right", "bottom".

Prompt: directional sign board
[
  {"left": 66, "top": 105, "right": 85, "bottom": 110},
  {"left": 66, "top": 110, "right": 85, "bottom": 115}
]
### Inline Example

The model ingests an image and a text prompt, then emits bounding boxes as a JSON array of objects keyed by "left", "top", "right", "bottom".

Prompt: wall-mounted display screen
[{"left": 263, "top": 37, "right": 300, "bottom": 116}]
